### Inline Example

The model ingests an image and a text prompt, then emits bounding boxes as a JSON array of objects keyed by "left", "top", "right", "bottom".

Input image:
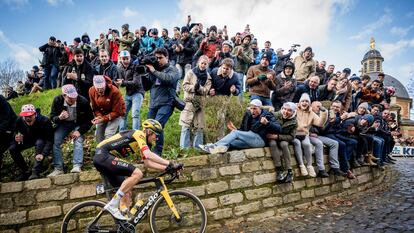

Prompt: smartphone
[{"left": 224, "top": 25, "right": 227, "bottom": 29}]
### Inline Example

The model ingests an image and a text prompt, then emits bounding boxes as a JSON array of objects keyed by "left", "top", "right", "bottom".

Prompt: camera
[
  {"left": 135, "top": 55, "right": 159, "bottom": 74},
  {"left": 290, "top": 44, "right": 301, "bottom": 52}
]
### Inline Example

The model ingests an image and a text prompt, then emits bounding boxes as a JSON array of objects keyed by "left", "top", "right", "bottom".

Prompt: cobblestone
[{"left": 221, "top": 158, "right": 414, "bottom": 232}]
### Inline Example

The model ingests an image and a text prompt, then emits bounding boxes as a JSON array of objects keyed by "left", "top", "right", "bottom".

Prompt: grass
[{"left": 2, "top": 88, "right": 249, "bottom": 181}]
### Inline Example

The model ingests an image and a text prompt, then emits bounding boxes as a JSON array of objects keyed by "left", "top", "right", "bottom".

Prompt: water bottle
[{"left": 130, "top": 194, "right": 145, "bottom": 215}]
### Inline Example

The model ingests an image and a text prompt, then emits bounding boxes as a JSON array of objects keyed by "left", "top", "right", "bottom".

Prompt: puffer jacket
[
  {"left": 293, "top": 52, "right": 316, "bottom": 82},
  {"left": 89, "top": 76, "right": 126, "bottom": 122},
  {"left": 273, "top": 111, "right": 297, "bottom": 142},
  {"left": 255, "top": 48, "right": 278, "bottom": 67}
]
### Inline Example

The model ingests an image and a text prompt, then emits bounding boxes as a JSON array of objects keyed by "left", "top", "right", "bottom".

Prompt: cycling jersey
[{"left": 93, "top": 130, "right": 150, "bottom": 187}]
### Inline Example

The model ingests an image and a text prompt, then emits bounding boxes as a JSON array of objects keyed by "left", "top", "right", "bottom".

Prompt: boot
[
  {"left": 17, "top": 171, "right": 31, "bottom": 181},
  {"left": 285, "top": 170, "right": 293, "bottom": 183},
  {"left": 317, "top": 170, "right": 329, "bottom": 178},
  {"left": 357, "top": 157, "right": 368, "bottom": 166},
  {"left": 330, "top": 168, "right": 347, "bottom": 177},
  {"left": 276, "top": 170, "right": 287, "bottom": 182},
  {"left": 364, "top": 155, "right": 377, "bottom": 166},
  {"left": 351, "top": 159, "right": 361, "bottom": 168}
]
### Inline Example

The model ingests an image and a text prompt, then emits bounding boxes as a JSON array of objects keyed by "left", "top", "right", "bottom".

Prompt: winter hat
[
  {"left": 361, "top": 114, "right": 374, "bottom": 125},
  {"left": 222, "top": 40, "right": 234, "bottom": 49},
  {"left": 32, "top": 66, "right": 39, "bottom": 72},
  {"left": 49, "top": 36, "right": 56, "bottom": 41},
  {"left": 119, "top": 50, "right": 130, "bottom": 58},
  {"left": 62, "top": 84, "right": 78, "bottom": 98},
  {"left": 304, "top": 46, "right": 312, "bottom": 53},
  {"left": 20, "top": 104, "right": 36, "bottom": 117},
  {"left": 299, "top": 93, "right": 311, "bottom": 103},
  {"left": 251, "top": 39, "right": 258, "bottom": 45},
  {"left": 209, "top": 25, "right": 217, "bottom": 33},
  {"left": 284, "top": 61, "right": 295, "bottom": 73},
  {"left": 282, "top": 102, "right": 297, "bottom": 112},
  {"left": 151, "top": 28, "right": 159, "bottom": 35},
  {"left": 358, "top": 102, "right": 370, "bottom": 111},
  {"left": 249, "top": 99, "right": 262, "bottom": 107},
  {"left": 74, "top": 37, "right": 81, "bottom": 43},
  {"left": 181, "top": 26, "right": 189, "bottom": 33},
  {"left": 349, "top": 76, "right": 361, "bottom": 83},
  {"left": 241, "top": 33, "right": 252, "bottom": 41},
  {"left": 261, "top": 51, "right": 273, "bottom": 61},
  {"left": 93, "top": 75, "right": 106, "bottom": 88},
  {"left": 140, "top": 26, "right": 147, "bottom": 32},
  {"left": 122, "top": 23, "right": 129, "bottom": 30},
  {"left": 343, "top": 68, "right": 351, "bottom": 74}
]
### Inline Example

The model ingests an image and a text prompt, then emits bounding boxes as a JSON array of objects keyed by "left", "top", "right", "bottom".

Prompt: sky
[{"left": 0, "top": 0, "right": 413, "bottom": 89}]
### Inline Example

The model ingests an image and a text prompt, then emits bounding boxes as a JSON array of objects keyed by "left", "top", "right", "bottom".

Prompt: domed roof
[
  {"left": 363, "top": 49, "right": 384, "bottom": 61},
  {"left": 367, "top": 72, "right": 409, "bottom": 98}
]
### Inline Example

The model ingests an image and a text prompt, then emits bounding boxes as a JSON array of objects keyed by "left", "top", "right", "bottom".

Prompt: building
[{"left": 360, "top": 37, "right": 414, "bottom": 135}]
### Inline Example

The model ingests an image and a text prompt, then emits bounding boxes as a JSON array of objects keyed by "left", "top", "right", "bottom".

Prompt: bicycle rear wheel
[
  {"left": 60, "top": 200, "right": 118, "bottom": 233},
  {"left": 149, "top": 190, "right": 207, "bottom": 233}
]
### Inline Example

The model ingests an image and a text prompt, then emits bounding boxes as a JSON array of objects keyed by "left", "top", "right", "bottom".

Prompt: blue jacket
[
  {"left": 148, "top": 64, "right": 179, "bottom": 108},
  {"left": 209, "top": 67, "right": 241, "bottom": 96},
  {"left": 255, "top": 48, "right": 278, "bottom": 68},
  {"left": 292, "top": 83, "right": 320, "bottom": 103},
  {"left": 146, "top": 37, "right": 165, "bottom": 54},
  {"left": 240, "top": 109, "right": 282, "bottom": 143}
]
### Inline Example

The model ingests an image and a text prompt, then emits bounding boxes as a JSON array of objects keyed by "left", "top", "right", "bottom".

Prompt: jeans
[
  {"left": 292, "top": 136, "right": 313, "bottom": 166},
  {"left": 325, "top": 134, "right": 349, "bottom": 172},
  {"left": 216, "top": 130, "right": 265, "bottom": 149},
  {"left": 53, "top": 122, "right": 84, "bottom": 170},
  {"left": 148, "top": 105, "right": 174, "bottom": 155},
  {"left": 238, "top": 73, "right": 245, "bottom": 102},
  {"left": 250, "top": 94, "right": 272, "bottom": 106},
  {"left": 120, "top": 93, "right": 144, "bottom": 131},
  {"left": 180, "top": 126, "right": 203, "bottom": 149},
  {"left": 43, "top": 64, "right": 58, "bottom": 89},
  {"left": 310, "top": 136, "right": 340, "bottom": 170},
  {"left": 269, "top": 140, "right": 292, "bottom": 170},
  {"left": 372, "top": 136, "right": 385, "bottom": 165},
  {"left": 95, "top": 117, "right": 121, "bottom": 143},
  {"left": 8, "top": 139, "right": 47, "bottom": 173}
]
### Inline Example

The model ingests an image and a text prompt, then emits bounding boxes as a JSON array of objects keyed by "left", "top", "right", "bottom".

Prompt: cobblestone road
[{"left": 224, "top": 158, "right": 414, "bottom": 233}]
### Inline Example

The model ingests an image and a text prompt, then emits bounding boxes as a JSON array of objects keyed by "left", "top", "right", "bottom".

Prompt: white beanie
[
  {"left": 282, "top": 102, "right": 297, "bottom": 112},
  {"left": 299, "top": 93, "right": 311, "bottom": 103},
  {"left": 249, "top": 99, "right": 262, "bottom": 107}
]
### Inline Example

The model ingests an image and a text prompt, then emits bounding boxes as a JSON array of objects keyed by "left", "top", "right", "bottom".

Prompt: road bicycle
[{"left": 61, "top": 167, "right": 207, "bottom": 233}]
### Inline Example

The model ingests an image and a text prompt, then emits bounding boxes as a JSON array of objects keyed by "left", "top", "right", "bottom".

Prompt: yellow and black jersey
[{"left": 96, "top": 130, "right": 149, "bottom": 160}]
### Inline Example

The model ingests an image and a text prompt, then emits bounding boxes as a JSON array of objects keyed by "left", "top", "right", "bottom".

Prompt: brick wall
[{"left": 0, "top": 147, "right": 395, "bottom": 233}]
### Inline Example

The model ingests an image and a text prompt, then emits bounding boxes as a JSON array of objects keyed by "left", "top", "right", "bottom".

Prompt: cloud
[
  {"left": 0, "top": 30, "right": 41, "bottom": 71},
  {"left": 332, "top": 0, "right": 356, "bottom": 15},
  {"left": 0, "top": 0, "right": 29, "bottom": 9},
  {"left": 390, "top": 26, "right": 414, "bottom": 37},
  {"left": 178, "top": 0, "right": 336, "bottom": 49},
  {"left": 46, "top": 0, "right": 73, "bottom": 6},
  {"left": 379, "top": 38, "right": 414, "bottom": 60},
  {"left": 123, "top": 6, "right": 138, "bottom": 18},
  {"left": 349, "top": 8, "right": 392, "bottom": 40}
]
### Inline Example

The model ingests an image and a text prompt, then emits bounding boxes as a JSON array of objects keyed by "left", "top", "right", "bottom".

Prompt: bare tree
[{"left": 0, "top": 58, "right": 25, "bottom": 95}]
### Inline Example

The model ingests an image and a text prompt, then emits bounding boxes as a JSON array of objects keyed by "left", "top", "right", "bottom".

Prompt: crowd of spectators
[{"left": 0, "top": 16, "right": 401, "bottom": 182}]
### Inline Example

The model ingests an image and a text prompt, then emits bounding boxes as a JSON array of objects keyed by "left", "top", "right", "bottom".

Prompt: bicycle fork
[{"left": 159, "top": 177, "right": 181, "bottom": 221}]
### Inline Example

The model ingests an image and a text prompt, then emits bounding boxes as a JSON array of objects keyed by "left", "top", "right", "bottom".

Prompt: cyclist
[{"left": 93, "top": 119, "right": 182, "bottom": 220}]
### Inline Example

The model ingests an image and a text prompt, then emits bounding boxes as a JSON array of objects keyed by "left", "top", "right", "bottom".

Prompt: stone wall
[{"left": 0, "top": 147, "right": 396, "bottom": 233}]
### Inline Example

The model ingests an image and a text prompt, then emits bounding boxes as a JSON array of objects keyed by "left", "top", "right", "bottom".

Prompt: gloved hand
[
  {"left": 194, "top": 80, "right": 200, "bottom": 91},
  {"left": 165, "top": 162, "right": 184, "bottom": 172}
]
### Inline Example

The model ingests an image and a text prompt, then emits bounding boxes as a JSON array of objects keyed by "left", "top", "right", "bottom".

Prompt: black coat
[
  {"left": 50, "top": 95, "right": 93, "bottom": 135},
  {"left": 0, "top": 95, "right": 17, "bottom": 133},
  {"left": 209, "top": 68, "right": 241, "bottom": 96},
  {"left": 176, "top": 37, "right": 197, "bottom": 65},
  {"left": 240, "top": 109, "right": 282, "bottom": 143},
  {"left": 118, "top": 63, "right": 144, "bottom": 96},
  {"left": 62, "top": 60, "right": 94, "bottom": 101},
  {"left": 39, "top": 43, "right": 62, "bottom": 66}
]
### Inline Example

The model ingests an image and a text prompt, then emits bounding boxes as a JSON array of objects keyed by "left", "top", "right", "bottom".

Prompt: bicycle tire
[
  {"left": 61, "top": 200, "right": 118, "bottom": 233},
  {"left": 149, "top": 190, "right": 207, "bottom": 233}
]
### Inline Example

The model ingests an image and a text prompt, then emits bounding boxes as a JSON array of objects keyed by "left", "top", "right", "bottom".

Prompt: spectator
[
  {"left": 179, "top": 55, "right": 212, "bottom": 149},
  {"left": 115, "top": 51, "right": 144, "bottom": 131},
  {"left": 255, "top": 41, "right": 278, "bottom": 68},
  {"left": 139, "top": 26, "right": 150, "bottom": 55},
  {"left": 199, "top": 99, "right": 281, "bottom": 153},
  {"left": 194, "top": 25, "right": 222, "bottom": 63},
  {"left": 23, "top": 66, "right": 43, "bottom": 95},
  {"left": 309, "top": 101, "right": 342, "bottom": 178},
  {"left": 250, "top": 39, "right": 260, "bottom": 61},
  {"left": 246, "top": 51, "right": 276, "bottom": 106},
  {"left": 146, "top": 28, "right": 165, "bottom": 55},
  {"left": 5, "top": 86, "right": 18, "bottom": 100},
  {"left": 293, "top": 46, "right": 316, "bottom": 83},
  {"left": 89, "top": 49, "right": 100, "bottom": 67},
  {"left": 166, "top": 30, "right": 181, "bottom": 66},
  {"left": 318, "top": 77, "right": 338, "bottom": 101},
  {"left": 48, "top": 85, "right": 93, "bottom": 177},
  {"left": 145, "top": 48, "right": 179, "bottom": 155},
  {"left": 376, "top": 72, "right": 385, "bottom": 88},
  {"left": 97, "top": 32, "right": 110, "bottom": 53},
  {"left": 267, "top": 102, "right": 297, "bottom": 183},
  {"left": 190, "top": 24, "right": 204, "bottom": 48},
  {"left": 176, "top": 26, "right": 197, "bottom": 81},
  {"left": 361, "top": 74, "right": 371, "bottom": 88},
  {"left": 109, "top": 29, "right": 120, "bottom": 64},
  {"left": 292, "top": 93, "right": 327, "bottom": 177},
  {"left": 161, "top": 28, "right": 170, "bottom": 46},
  {"left": 130, "top": 29, "right": 141, "bottom": 57},
  {"left": 271, "top": 61, "right": 297, "bottom": 111},
  {"left": 360, "top": 80, "right": 384, "bottom": 105},
  {"left": 324, "top": 64, "right": 335, "bottom": 84},
  {"left": 322, "top": 101, "right": 356, "bottom": 178},
  {"left": 273, "top": 47, "right": 294, "bottom": 75},
  {"left": 89, "top": 75, "right": 126, "bottom": 143},
  {"left": 315, "top": 60, "right": 327, "bottom": 84},
  {"left": 334, "top": 77, "right": 351, "bottom": 110},
  {"left": 232, "top": 33, "right": 254, "bottom": 94},
  {"left": 292, "top": 76, "right": 320, "bottom": 103},
  {"left": 209, "top": 40, "right": 235, "bottom": 70},
  {"left": 209, "top": 58, "right": 241, "bottom": 96},
  {"left": 0, "top": 95, "right": 17, "bottom": 176},
  {"left": 39, "top": 36, "right": 62, "bottom": 89},
  {"left": 62, "top": 48, "right": 94, "bottom": 101},
  {"left": 96, "top": 49, "right": 119, "bottom": 81},
  {"left": 9, "top": 104, "right": 53, "bottom": 180},
  {"left": 349, "top": 76, "right": 363, "bottom": 112},
  {"left": 80, "top": 33, "right": 94, "bottom": 61}
]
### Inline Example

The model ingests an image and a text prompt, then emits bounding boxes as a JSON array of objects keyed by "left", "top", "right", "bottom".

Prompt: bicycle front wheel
[
  {"left": 149, "top": 190, "right": 207, "bottom": 233},
  {"left": 61, "top": 200, "right": 118, "bottom": 233}
]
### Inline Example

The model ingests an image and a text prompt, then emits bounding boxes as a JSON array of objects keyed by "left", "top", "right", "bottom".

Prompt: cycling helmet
[{"left": 142, "top": 119, "right": 163, "bottom": 135}]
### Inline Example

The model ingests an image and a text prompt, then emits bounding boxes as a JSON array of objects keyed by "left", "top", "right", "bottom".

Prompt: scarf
[{"left": 192, "top": 66, "right": 208, "bottom": 86}]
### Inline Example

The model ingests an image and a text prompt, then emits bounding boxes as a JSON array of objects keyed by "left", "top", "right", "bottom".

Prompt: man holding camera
[
  {"left": 246, "top": 51, "right": 276, "bottom": 106},
  {"left": 145, "top": 48, "right": 179, "bottom": 155},
  {"left": 39, "top": 36, "right": 62, "bottom": 89}
]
